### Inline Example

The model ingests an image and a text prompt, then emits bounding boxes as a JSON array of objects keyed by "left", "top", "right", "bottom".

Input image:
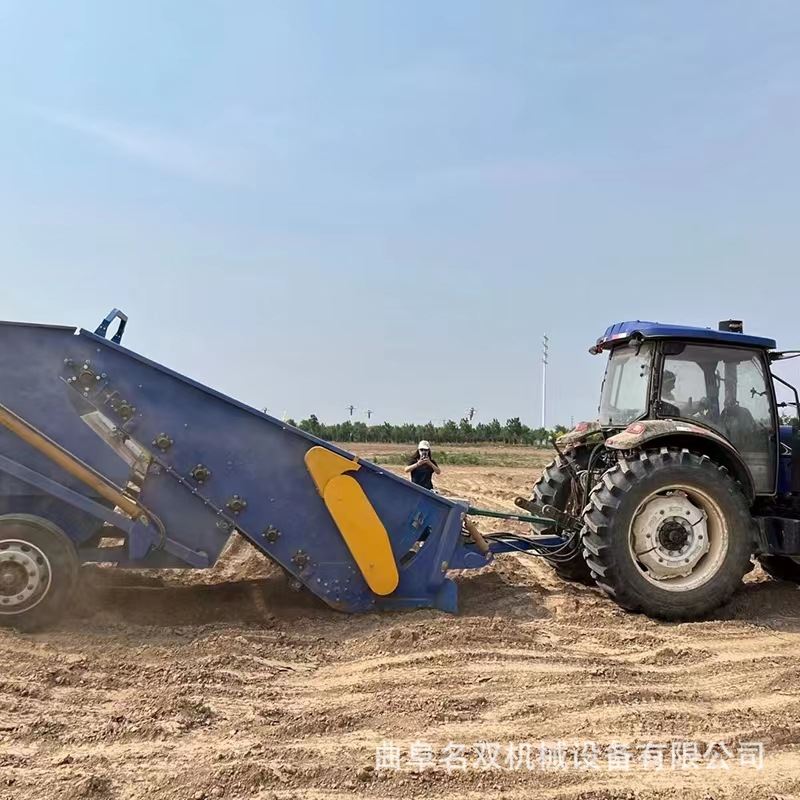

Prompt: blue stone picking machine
[{"left": 0, "top": 310, "right": 568, "bottom": 629}]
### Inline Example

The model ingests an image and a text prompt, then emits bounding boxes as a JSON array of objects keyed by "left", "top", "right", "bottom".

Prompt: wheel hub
[
  {"left": 0, "top": 561, "right": 28, "bottom": 594},
  {"left": 0, "top": 541, "right": 51, "bottom": 613},
  {"left": 632, "top": 493, "right": 709, "bottom": 581},
  {"left": 657, "top": 518, "right": 691, "bottom": 551}
]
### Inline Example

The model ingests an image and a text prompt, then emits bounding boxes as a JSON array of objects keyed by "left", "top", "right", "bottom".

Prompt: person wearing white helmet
[{"left": 404, "top": 440, "right": 441, "bottom": 490}]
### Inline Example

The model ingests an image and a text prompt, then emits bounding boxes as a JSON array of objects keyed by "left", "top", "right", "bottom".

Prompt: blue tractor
[{"left": 523, "top": 319, "right": 800, "bottom": 620}]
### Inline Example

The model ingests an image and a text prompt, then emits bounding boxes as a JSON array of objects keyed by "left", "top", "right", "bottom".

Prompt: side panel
[{"left": 0, "top": 324, "right": 132, "bottom": 494}]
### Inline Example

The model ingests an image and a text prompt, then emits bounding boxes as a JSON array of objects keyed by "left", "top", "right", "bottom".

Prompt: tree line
[{"left": 286, "top": 415, "right": 569, "bottom": 445}]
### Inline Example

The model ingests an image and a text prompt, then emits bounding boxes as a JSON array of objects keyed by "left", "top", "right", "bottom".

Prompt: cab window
[
  {"left": 598, "top": 343, "right": 652, "bottom": 426},
  {"left": 659, "top": 344, "right": 774, "bottom": 491}
]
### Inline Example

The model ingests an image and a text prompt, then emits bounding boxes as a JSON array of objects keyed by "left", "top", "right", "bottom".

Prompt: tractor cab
[{"left": 589, "top": 319, "right": 798, "bottom": 497}]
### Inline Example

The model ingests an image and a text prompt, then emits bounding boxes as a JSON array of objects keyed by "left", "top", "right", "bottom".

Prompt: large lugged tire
[
  {"left": 531, "top": 456, "right": 594, "bottom": 585},
  {"left": 582, "top": 449, "right": 754, "bottom": 621},
  {"left": 0, "top": 514, "right": 79, "bottom": 631},
  {"left": 758, "top": 556, "right": 800, "bottom": 583}
]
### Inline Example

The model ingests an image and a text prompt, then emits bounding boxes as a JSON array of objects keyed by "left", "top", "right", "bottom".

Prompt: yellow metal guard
[
  {"left": 304, "top": 446, "right": 361, "bottom": 495},
  {"left": 304, "top": 446, "right": 398, "bottom": 596}
]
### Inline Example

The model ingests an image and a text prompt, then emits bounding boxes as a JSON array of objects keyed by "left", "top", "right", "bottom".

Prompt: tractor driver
[
  {"left": 404, "top": 440, "right": 441, "bottom": 490},
  {"left": 660, "top": 370, "right": 682, "bottom": 418},
  {"left": 661, "top": 368, "right": 710, "bottom": 420}
]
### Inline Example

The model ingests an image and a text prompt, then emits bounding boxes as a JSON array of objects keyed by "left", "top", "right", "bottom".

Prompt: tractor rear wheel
[
  {"left": 530, "top": 455, "right": 594, "bottom": 585},
  {"left": 758, "top": 556, "right": 800, "bottom": 583},
  {"left": 582, "top": 449, "right": 754, "bottom": 621},
  {"left": 0, "top": 514, "right": 79, "bottom": 631}
]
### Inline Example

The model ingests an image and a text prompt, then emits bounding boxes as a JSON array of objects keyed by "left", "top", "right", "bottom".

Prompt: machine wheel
[
  {"left": 758, "top": 556, "right": 800, "bottom": 583},
  {"left": 0, "top": 514, "right": 79, "bottom": 631},
  {"left": 582, "top": 449, "right": 754, "bottom": 621},
  {"left": 531, "top": 455, "right": 594, "bottom": 585}
]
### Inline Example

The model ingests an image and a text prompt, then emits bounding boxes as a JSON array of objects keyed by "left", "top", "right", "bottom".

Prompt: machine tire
[
  {"left": 0, "top": 514, "right": 79, "bottom": 632},
  {"left": 758, "top": 556, "right": 800, "bottom": 583},
  {"left": 582, "top": 448, "right": 754, "bottom": 621},
  {"left": 531, "top": 455, "right": 594, "bottom": 585}
]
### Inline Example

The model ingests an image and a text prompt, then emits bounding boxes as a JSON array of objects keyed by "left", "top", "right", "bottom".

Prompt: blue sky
[{"left": 1, "top": 1, "right": 799, "bottom": 427}]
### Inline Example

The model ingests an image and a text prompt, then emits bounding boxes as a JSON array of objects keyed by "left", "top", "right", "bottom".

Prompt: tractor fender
[
  {"left": 556, "top": 421, "right": 604, "bottom": 453},
  {"left": 605, "top": 420, "right": 756, "bottom": 501}
]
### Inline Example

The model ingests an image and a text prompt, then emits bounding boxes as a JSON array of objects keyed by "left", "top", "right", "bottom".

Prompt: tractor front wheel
[
  {"left": 582, "top": 449, "right": 754, "bottom": 621},
  {"left": 530, "top": 455, "right": 594, "bottom": 585},
  {"left": 0, "top": 514, "right": 79, "bottom": 631}
]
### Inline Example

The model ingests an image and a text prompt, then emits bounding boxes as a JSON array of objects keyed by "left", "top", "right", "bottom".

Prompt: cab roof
[{"left": 595, "top": 320, "right": 776, "bottom": 352}]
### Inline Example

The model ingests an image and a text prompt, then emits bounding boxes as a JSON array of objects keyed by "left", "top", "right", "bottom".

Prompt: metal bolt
[
  {"left": 292, "top": 550, "right": 310, "bottom": 569},
  {"left": 190, "top": 464, "right": 212, "bottom": 484},
  {"left": 263, "top": 525, "right": 281, "bottom": 543},
  {"left": 153, "top": 433, "right": 173, "bottom": 452},
  {"left": 226, "top": 495, "right": 247, "bottom": 514}
]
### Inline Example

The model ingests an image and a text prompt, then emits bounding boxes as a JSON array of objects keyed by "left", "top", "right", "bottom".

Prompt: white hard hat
[{"left": 418, "top": 440, "right": 431, "bottom": 450}]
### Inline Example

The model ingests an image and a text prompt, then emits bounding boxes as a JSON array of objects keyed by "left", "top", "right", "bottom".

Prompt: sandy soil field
[{"left": 1, "top": 443, "right": 799, "bottom": 799}]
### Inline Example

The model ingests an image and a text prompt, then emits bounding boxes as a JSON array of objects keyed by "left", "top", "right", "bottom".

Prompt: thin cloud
[{"left": 34, "top": 108, "right": 243, "bottom": 184}]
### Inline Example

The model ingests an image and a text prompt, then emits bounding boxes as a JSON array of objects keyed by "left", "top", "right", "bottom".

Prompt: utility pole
[
  {"left": 365, "top": 409, "right": 373, "bottom": 442},
  {"left": 347, "top": 404, "right": 355, "bottom": 418},
  {"left": 541, "top": 334, "right": 549, "bottom": 429}
]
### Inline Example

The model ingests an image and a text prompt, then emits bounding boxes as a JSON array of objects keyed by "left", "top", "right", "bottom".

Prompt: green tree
[
  {"left": 505, "top": 417, "right": 523, "bottom": 443},
  {"left": 299, "top": 414, "right": 322, "bottom": 436},
  {"left": 441, "top": 419, "right": 459, "bottom": 442},
  {"left": 288, "top": 415, "right": 570, "bottom": 445}
]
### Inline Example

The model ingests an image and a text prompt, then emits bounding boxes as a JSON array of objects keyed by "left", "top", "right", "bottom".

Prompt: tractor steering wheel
[{"left": 685, "top": 397, "right": 710, "bottom": 420}]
